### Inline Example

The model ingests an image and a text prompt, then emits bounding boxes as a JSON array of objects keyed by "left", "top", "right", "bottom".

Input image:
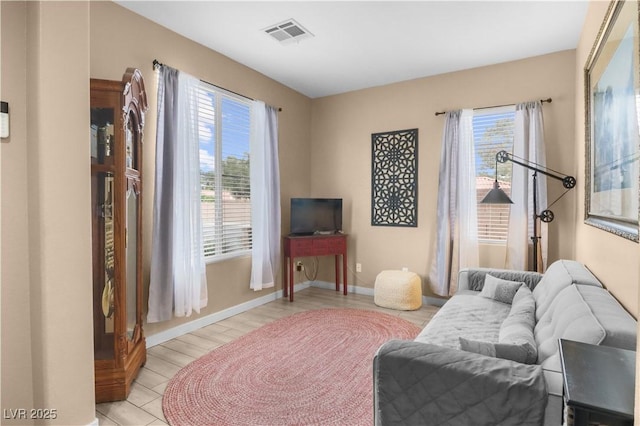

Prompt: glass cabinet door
[
  {"left": 125, "top": 185, "right": 139, "bottom": 341},
  {"left": 91, "top": 108, "right": 116, "bottom": 167},
  {"left": 92, "top": 171, "right": 115, "bottom": 360},
  {"left": 91, "top": 103, "right": 118, "bottom": 361}
]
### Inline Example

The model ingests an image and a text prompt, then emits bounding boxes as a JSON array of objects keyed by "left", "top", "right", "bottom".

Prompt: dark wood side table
[
  {"left": 282, "top": 234, "right": 348, "bottom": 302},
  {"left": 559, "top": 339, "right": 635, "bottom": 426}
]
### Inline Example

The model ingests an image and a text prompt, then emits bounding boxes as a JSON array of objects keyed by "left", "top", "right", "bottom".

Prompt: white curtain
[
  {"left": 430, "top": 109, "right": 479, "bottom": 296},
  {"left": 148, "top": 66, "right": 208, "bottom": 322},
  {"left": 506, "top": 101, "right": 547, "bottom": 272},
  {"left": 249, "top": 101, "right": 281, "bottom": 291}
]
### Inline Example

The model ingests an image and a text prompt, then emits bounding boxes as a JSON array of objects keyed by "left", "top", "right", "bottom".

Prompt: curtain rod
[
  {"left": 153, "top": 59, "right": 282, "bottom": 112},
  {"left": 434, "top": 98, "right": 552, "bottom": 116}
]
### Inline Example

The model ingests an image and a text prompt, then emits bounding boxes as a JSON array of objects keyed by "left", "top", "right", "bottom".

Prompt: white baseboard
[
  {"left": 146, "top": 280, "right": 445, "bottom": 348},
  {"left": 309, "top": 280, "right": 447, "bottom": 307},
  {"left": 146, "top": 282, "right": 310, "bottom": 348}
]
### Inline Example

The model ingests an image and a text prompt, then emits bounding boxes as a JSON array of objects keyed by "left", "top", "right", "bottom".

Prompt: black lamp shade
[{"left": 481, "top": 180, "right": 513, "bottom": 204}]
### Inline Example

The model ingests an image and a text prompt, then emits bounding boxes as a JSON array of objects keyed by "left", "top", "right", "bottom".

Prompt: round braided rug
[{"left": 162, "top": 308, "right": 421, "bottom": 425}]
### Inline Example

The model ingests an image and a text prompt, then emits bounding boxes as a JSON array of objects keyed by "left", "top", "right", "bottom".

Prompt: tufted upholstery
[
  {"left": 532, "top": 259, "right": 602, "bottom": 320},
  {"left": 374, "top": 259, "right": 637, "bottom": 426},
  {"left": 534, "top": 285, "right": 606, "bottom": 369}
]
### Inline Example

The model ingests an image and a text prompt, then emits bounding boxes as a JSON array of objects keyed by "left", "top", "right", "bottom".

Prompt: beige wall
[
  {"left": 2, "top": 1, "right": 311, "bottom": 421},
  {"left": 1, "top": 1, "right": 96, "bottom": 425},
  {"left": 574, "top": 1, "right": 639, "bottom": 317},
  {"left": 89, "top": 1, "right": 313, "bottom": 337},
  {"left": 3, "top": 0, "right": 639, "bottom": 422},
  {"left": 575, "top": 3, "right": 640, "bottom": 415},
  {"left": 1, "top": 2, "right": 34, "bottom": 422},
  {"left": 310, "top": 50, "right": 578, "bottom": 298}
]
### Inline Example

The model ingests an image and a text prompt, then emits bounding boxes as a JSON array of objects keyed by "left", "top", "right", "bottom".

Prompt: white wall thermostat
[{"left": 0, "top": 101, "right": 9, "bottom": 139}]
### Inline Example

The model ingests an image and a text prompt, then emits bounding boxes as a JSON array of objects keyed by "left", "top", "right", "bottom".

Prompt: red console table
[{"left": 283, "top": 234, "right": 348, "bottom": 302}]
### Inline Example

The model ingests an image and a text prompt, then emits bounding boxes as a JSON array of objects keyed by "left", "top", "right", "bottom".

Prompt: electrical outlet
[
  {"left": 296, "top": 261, "right": 304, "bottom": 272},
  {"left": 356, "top": 263, "right": 362, "bottom": 273},
  {"left": 402, "top": 267, "right": 409, "bottom": 272}
]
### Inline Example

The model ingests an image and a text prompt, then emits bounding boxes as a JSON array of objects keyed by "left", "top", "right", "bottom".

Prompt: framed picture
[{"left": 584, "top": 0, "right": 640, "bottom": 241}]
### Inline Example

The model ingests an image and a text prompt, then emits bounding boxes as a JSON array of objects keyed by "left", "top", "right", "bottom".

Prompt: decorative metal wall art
[{"left": 371, "top": 128, "right": 418, "bottom": 227}]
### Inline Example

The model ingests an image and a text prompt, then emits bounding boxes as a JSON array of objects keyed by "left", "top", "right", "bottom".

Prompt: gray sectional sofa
[{"left": 373, "top": 259, "right": 637, "bottom": 425}]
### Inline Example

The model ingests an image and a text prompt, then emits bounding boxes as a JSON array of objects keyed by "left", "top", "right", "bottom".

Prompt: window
[
  {"left": 199, "top": 83, "right": 252, "bottom": 260},
  {"left": 474, "top": 107, "right": 515, "bottom": 243}
]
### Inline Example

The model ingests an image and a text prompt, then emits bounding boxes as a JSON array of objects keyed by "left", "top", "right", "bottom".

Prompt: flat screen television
[{"left": 290, "top": 198, "right": 343, "bottom": 236}]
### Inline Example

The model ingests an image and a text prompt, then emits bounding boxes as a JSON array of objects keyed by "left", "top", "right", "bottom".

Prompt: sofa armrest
[
  {"left": 374, "top": 340, "right": 547, "bottom": 426},
  {"left": 458, "top": 267, "right": 544, "bottom": 292}
]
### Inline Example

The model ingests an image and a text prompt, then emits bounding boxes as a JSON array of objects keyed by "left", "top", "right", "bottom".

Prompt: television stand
[{"left": 283, "top": 234, "right": 348, "bottom": 302}]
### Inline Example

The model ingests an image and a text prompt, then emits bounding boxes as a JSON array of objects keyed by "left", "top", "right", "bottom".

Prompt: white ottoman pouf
[{"left": 374, "top": 270, "right": 422, "bottom": 310}]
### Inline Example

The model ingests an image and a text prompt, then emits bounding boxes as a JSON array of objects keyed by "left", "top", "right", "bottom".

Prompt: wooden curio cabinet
[{"left": 90, "top": 68, "right": 148, "bottom": 403}]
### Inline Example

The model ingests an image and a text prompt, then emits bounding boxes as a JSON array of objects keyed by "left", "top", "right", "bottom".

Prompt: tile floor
[{"left": 95, "top": 286, "right": 440, "bottom": 425}]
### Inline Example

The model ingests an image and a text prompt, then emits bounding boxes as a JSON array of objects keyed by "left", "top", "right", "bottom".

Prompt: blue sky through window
[
  {"left": 199, "top": 89, "right": 216, "bottom": 172},
  {"left": 199, "top": 89, "right": 250, "bottom": 173},
  {"left": 221, "top": 97, "right": 250, "bottom": 160}
]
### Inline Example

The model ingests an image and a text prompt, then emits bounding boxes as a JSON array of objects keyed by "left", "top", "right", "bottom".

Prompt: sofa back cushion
[
  {"left": 577, "top": 285, "right": 637, "bottom": 350},
  {"left": 534, "top": 285, "right": 604, "bottom": 370},
  {"left": 460, "top": 268, "right": 542, "bottom": 292},
  {"left": 499, "top": 285, "right": 537, "bottom": 364},
  {"left": 534, "top": 284, "right": 636, "bottom": 371},
  {"left": 458, "top": 285, "right": 539, "bottom": 364},
  {"left": 532, "top": 260, "right": 602, "bottom": 320}
]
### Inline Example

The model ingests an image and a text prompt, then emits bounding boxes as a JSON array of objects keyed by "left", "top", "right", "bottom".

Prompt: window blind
[
  {"left": 199, "top": 84, "right": 252, "bottom": 260},
  {"left": 473, "top": 108, "right": 515, "bottom": 243}
]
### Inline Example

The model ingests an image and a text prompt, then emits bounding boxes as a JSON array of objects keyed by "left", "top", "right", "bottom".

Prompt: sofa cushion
[
  {"left": 415, "top": 294, "right": 511, "bottom": 349},
  {"left": 511, "top": 283, "right": 535, "bottom": 307},
  {"left": 576, "top": 285, "right": 637, "bottom": 351},
  {"left": 479, "top": 274, "right": 523, "bottom": 304},
  {"left": 532, "top": 260, "right": 602, "bottom": 321},
  {"left": 459, "top": 337, "right": 536, "bottom": 364},
  {"left": 499, "top": 285, "right": 537, "bottom": 364},
  {"left": 534, "top": 285, "right": 607, "bottom": 371},
  {"left": 460, "top": 285, "right": 537, "bottom": 364},
  {"left": 462, "top": 268, "right": 542, "bottom": 292}
]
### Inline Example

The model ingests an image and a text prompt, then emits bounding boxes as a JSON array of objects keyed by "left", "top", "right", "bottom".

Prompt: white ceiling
[{"left": 117, "top": 1, "right": 589, "bottom": 99}]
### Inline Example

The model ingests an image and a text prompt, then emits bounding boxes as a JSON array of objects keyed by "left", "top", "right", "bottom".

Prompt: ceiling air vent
[{"left": 263, "top": 19, "right": 313, "bottom": 45}]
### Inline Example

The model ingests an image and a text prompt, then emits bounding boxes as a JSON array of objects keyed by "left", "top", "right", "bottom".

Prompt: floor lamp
[{"left": 481, "top": 150, "right": 576, "bottom": 272}]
